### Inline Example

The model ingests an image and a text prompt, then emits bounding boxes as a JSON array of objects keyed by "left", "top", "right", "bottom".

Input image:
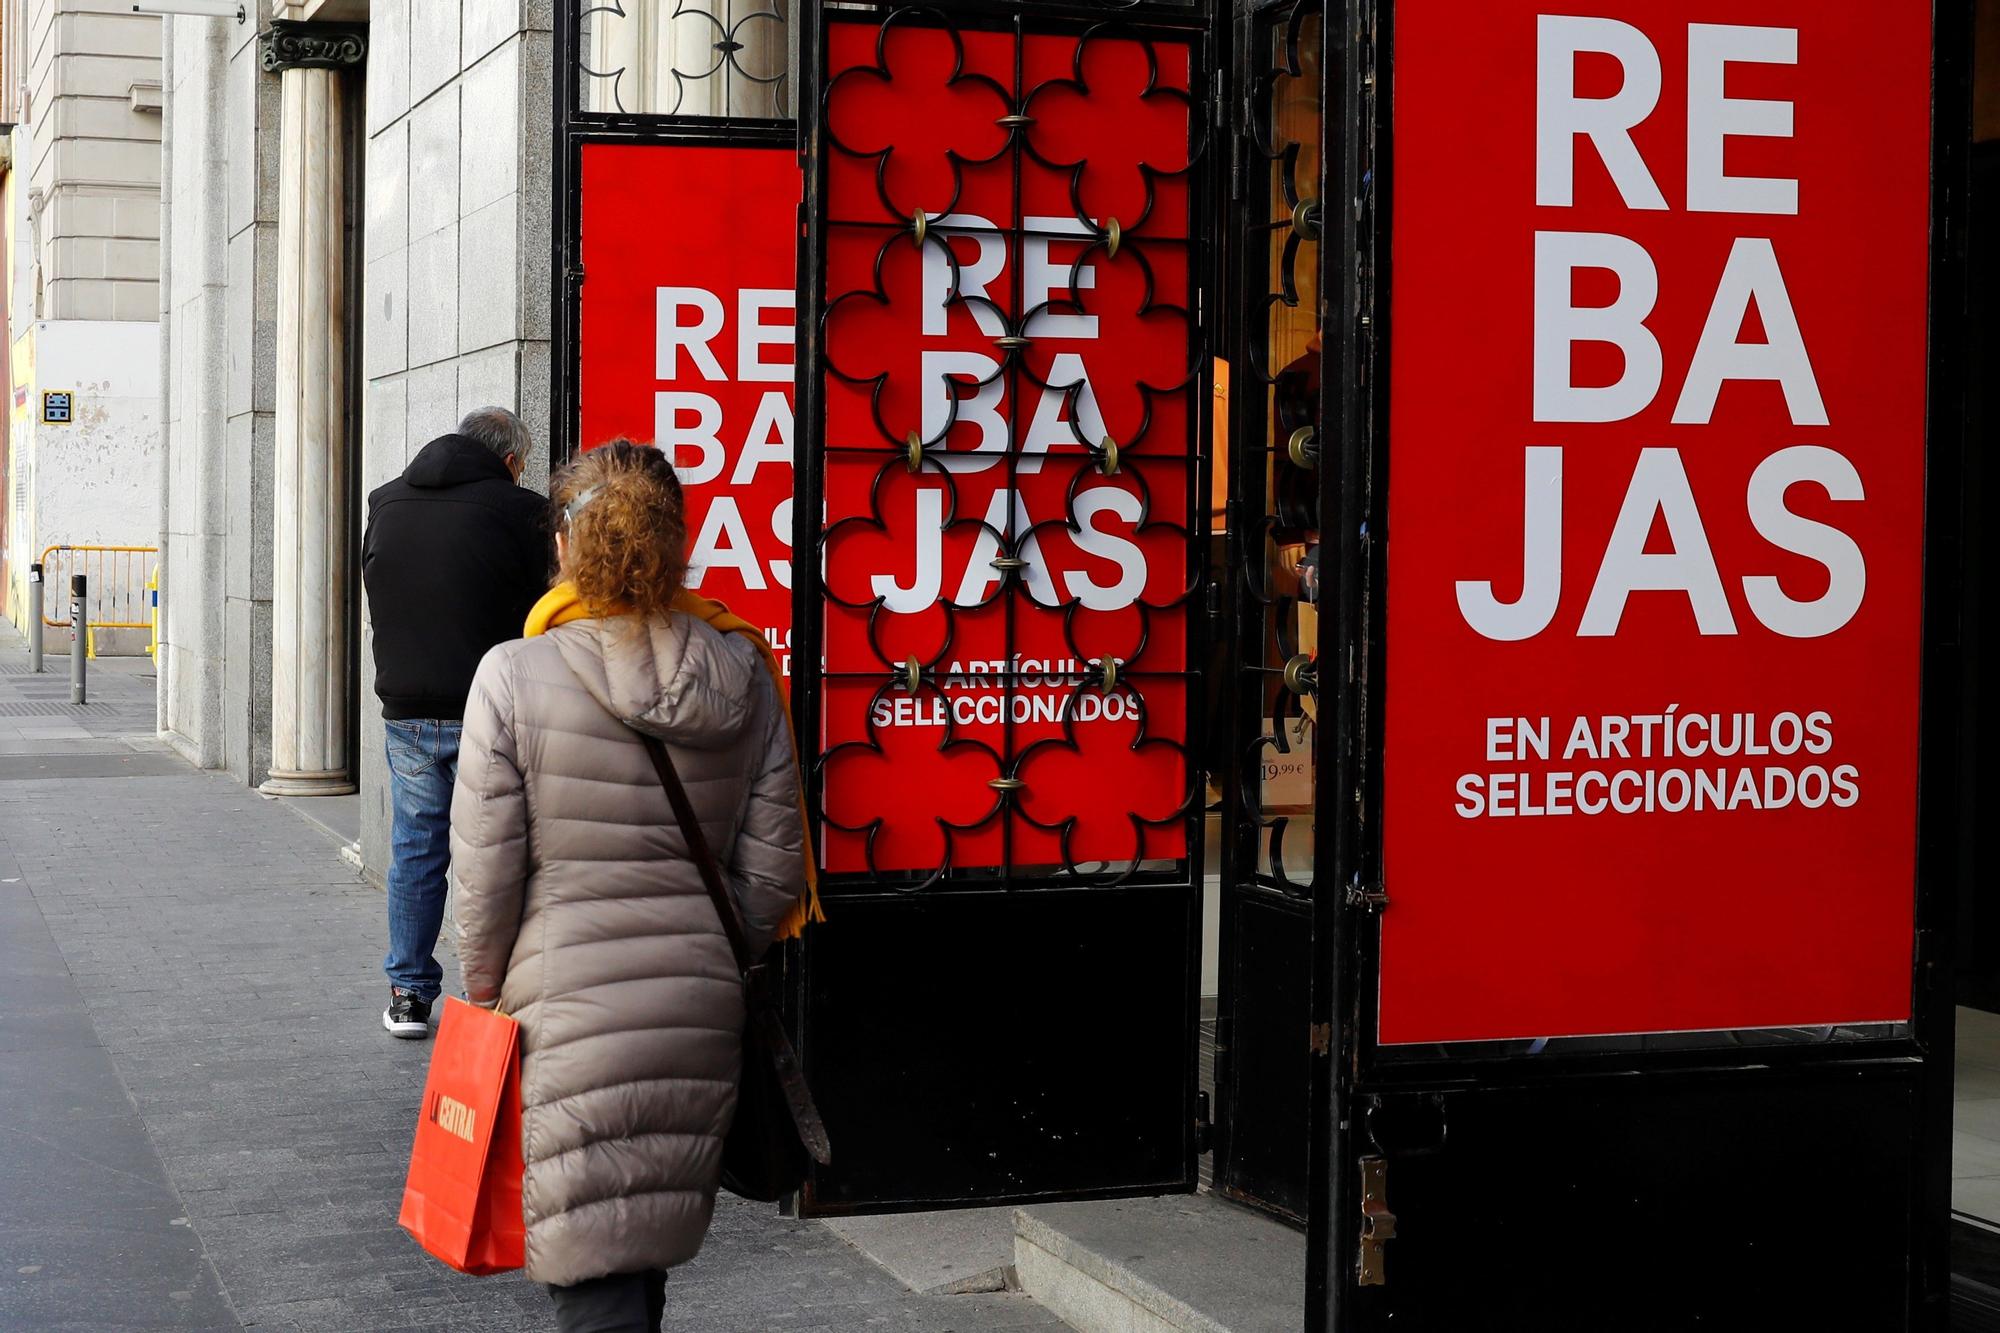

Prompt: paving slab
[
  {"left": 0, "top": 752, "right": 193, "bottom": 781},
  {"left": 278, "top": 790, "right": 362, "bottom": 850}
]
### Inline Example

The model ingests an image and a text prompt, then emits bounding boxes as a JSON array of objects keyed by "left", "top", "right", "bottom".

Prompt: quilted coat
[{"left": 449, "top": 611, "right": 804, "bottom": 1286}]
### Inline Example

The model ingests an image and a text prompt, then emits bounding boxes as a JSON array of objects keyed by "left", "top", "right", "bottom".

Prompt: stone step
[
  {"left": 1014, "top": 1195, "right": 1306, "bottom": 1333},
  {"left": 824, "top": 1204, "right": 1023, "bottom": 1295}
]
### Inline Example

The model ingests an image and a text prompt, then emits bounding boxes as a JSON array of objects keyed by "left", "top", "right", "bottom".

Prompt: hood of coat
[
  {"left": 546, "top": 613, "right": 761, "bottom": 748},
  {"left": 404, "top": 433, "right": 516, "bottom": 489}
]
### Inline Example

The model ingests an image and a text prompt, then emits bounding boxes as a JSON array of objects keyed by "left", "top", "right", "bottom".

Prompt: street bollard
[
  {"left": 27, "top": 562, "right": 43, "bottom": 673},
  {"left": 147, "top": 564, "right": 160, "bottom": 664},
  {"left": 70, "top": 574, "right": 87, "bottom": 706}
]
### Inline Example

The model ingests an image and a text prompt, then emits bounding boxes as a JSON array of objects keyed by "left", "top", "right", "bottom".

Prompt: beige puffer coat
[{"left": 449, "top": 611, "right": 804, "bottom": 1287}]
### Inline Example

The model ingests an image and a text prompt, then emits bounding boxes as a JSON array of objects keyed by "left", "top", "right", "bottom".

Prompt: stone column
[{"left": 260, "top": 19, "right": 366, "bottom": 797}]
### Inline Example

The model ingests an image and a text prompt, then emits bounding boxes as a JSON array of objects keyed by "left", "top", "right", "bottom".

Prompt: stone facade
[
  {"left": 156, "top": 0, "right": 553, "bottom": 882},
  {"left": 16, "top": 0, "right": 164, "bottom": 323},
  {"left": 0, "top": 0, "right": 164, "bottom": 643},
  {"left": 157, "top": 14, "right": 279, "bottom": 778},
  {"left": 355, "top": 0, "right": 553, "bottom": 874}
]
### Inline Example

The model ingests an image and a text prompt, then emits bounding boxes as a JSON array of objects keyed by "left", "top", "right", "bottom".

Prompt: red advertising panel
[
  {"left": 1382, "top": 4, "right": 1932, "bottom": 1043},
  {"left": 814, "top": 19, "right": 1200, "bottom": 878},
  {"left": 578, "top": 142, "right": 801, "bottom": 673}
]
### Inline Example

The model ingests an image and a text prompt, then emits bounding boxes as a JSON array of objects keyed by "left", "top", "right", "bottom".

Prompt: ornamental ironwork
[
  {"left": 260, "top": 20, "right": 367, "bottom": 73},
  {"left": 578, "top": 0, "right": 793, "bottom": 119},
  {"left": 802, "top": 6, "right": 1212, "bottom": 891},
  {"left": 1229, "top": 0, "right": 1325, "bottom": 899}
]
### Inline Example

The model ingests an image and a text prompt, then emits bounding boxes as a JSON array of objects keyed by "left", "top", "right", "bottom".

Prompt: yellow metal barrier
[{"left": 39, "top": 545, "right": 160, "bottom": 631}]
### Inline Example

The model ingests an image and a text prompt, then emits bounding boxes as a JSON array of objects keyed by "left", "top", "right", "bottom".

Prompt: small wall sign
[{"left": 41, "top": 390, "right": 73, "bottom": 424}]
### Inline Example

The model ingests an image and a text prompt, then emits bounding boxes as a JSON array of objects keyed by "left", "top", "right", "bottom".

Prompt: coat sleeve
[
  {"left": 449, "top": 646, "right": 531, "bottom": 1006},
  {"left": 728, "top": 679, "right": 806, "bottom": 956}
]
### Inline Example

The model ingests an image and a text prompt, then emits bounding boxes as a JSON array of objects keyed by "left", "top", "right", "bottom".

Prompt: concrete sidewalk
[{"left": 0, "top": 621, "right": 1059, "bottom": 1332}]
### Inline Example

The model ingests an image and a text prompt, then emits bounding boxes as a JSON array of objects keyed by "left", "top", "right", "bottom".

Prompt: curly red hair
[{"left": 551, "top": 440, "right": 688, "bottom": 619}]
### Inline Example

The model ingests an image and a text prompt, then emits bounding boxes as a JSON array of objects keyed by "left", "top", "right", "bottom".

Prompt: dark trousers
[{"left": 548, "top": 1269, "right": 667, "bottom": 1333}]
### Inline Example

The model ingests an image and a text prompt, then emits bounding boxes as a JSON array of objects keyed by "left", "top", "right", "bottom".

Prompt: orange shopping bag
[{"left": 398, "top": 997, "right": 525, "bottom": 1275}]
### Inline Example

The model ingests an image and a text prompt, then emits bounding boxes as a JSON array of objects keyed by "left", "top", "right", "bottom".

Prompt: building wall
[
  {"left": 357, "top": 0, "right": 554, "bottom": 876},
  {"left": 22, "top": 0, "right": 162, "bottom": 323},
  {"left": 1, "top": 1, "right": 161, "bottom": 648},
  {"left": 2, "top": 0, "right": 29, "bottom": 125},
  {"left": 155, "top": 2, "right": 554, "bottom": 878},
  {"left": 157, "top": 12, "right": 279, "bottom": 778},
  {"left": 3, "top": 159, "right": 29, "bottom": 620},
  {"left": 4, "top": 317, "right": 159, "bottom": 645}
]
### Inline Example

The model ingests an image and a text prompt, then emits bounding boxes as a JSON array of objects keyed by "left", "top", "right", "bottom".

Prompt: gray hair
[{"left": 458, "top": 406, "right": 531, "bottom": 462}]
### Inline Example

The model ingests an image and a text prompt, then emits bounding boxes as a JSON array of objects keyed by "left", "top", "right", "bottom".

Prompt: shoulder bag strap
[
  {"left": 634, "top": 732, "right": 755, "bottom": 975},
  {"left": 632, "top": 731, "right": 832, "bottom": 1167}
]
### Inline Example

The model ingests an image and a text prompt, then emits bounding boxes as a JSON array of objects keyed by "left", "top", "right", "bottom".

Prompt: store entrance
[
  {"left": 1209, "top": 0, "right": 1328, "bottom": 1226},
  {"left": 788, "top": 0, "right": 1220, "bottom": 1213}
]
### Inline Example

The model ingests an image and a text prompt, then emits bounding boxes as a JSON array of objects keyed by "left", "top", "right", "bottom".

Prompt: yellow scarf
[{"left": 524, "top": 581, "right": 825, "bottom": 941}]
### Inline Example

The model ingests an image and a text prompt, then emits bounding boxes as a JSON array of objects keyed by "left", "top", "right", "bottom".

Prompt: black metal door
[
  {"left": 1210, "top": 0, "right": 1327, "bottom": 1227},
  {"left": 791, "top": 0, "right": 1219, "bottom": 1211},
  {"left": 1306, "top": 2, "right": 1974, "bottom": 1329}
]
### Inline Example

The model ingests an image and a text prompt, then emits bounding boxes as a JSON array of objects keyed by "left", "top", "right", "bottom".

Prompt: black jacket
[{"left": 361, "top": 434, "right": 551, "bottom": 721}]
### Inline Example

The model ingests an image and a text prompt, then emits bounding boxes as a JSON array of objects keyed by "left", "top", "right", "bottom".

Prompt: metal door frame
[
  {"left": 1305, "top": 2, "right": 1978, "bottom": 1327},
  {"left": 790, "top": 0, "right": 1220, "bottom": 1212},
  {"left": 1208, "top": 0, "right": 1331, "bottom": 1227},
  {"left": 551, "top": 0, "right": 800, "bottom": 465}
]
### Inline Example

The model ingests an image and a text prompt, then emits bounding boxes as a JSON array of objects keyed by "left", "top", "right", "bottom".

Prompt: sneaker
[{"left": 383, "top": 988, "right": 432, "bottom": 1039}]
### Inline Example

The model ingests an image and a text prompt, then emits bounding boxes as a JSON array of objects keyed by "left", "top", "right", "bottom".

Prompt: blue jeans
[{"left": 383, "top": 718, "right": 462, "bottom": 1002}]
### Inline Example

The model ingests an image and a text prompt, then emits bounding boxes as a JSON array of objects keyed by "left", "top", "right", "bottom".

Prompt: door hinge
[
  {"left": 1308, "top": 1021, "right": 1332, "bottom": 1056},
  {"left": 1345, "top": 873, "right": 1388, "bottom": 912},
  {"left": 1358, "top": 1154, "right": 1396, "bottom": 1287},
  {"left": 1194, "top": 1089, "right": 1214, "bottom": 1155}
]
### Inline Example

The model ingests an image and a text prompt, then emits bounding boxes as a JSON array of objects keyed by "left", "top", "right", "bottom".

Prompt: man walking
[{"left": 361, "top": 407, "right": 550, "bottom": 1038}]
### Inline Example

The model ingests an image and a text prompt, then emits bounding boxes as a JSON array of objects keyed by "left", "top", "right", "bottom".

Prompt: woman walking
[{"left": 449, "top": 440, "right": 807, "bottom": 1331}]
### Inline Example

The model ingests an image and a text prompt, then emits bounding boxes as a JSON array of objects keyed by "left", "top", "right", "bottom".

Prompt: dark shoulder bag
[{"left": 633, "top": 732, "right": 832, "bottom": 1202}]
